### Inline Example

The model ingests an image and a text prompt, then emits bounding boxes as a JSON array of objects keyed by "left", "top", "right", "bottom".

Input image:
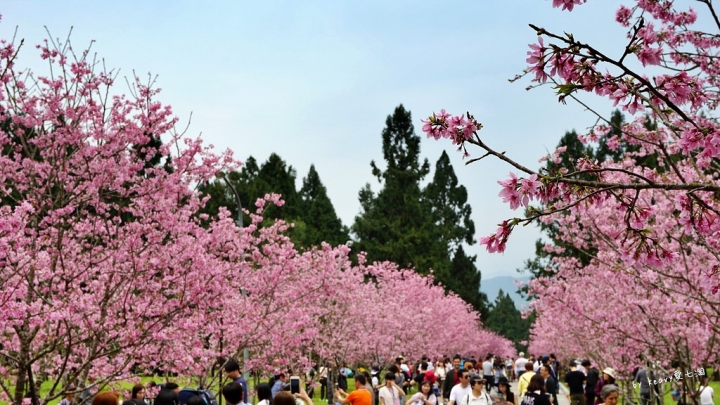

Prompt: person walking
[
  {"left": 540, "top": 366, "right": 557, "bottom": 405},
  {"left": 224, "top": 360, "right": 249, "bottom": 405},
  {"left": 461, "top": 377, "right": 492, "bottom": 405},
  {"left": 380, "top": 373, "right": 406, "bottom": 405},
  {"left": 564, "top": 362, "right": 586, "bottom": 405},
  {"left": 497, "top": 378, "right": 517, "bottom": 405},
  {"left": 447, "top": 370, "right": 472, "bottom": 405},
  {"left": 634, "top": 365, "right": 651, "bottom": 405},
  {"left": 319, "top": 365, "right": 329, "bottom": 401},
  {"left": 518, "top": 363, "right": 536, "bottom": 398},
  {"left": 481, "top": 356, "right": 494, "bottom": 393},
  {"left": 582, "top": 361, "right": 599, "bottom": 405},
  {"left": 389, "top": 365, "right": 408, "bottom": 405},
  {"left": 598, "top": 385, "right": 619, "bottom": 405},
  {"left": 406, "top": 381, "right": 437, "bottom": 405},
  {"left": 548, "top": 355, "right": 559, "bottom": 379},
  {"left": 514, "top": 354, "right": 528, "bottom": 383},
  {"left": 521, "top": 376, "right": 551, "bottom": 405},
  {"left": 594, "top": 369, "right": 615, "bottom": 405},
  {"left": 494, "top": 360, "right": 507, "bottom": 389},
  {"left": 504, "top": 358, "right": 514, "bottom": 382},
  {"left": 699, "top": 377, "right": 714, "bottom": 405},
  {"left": 435, "top": 361, "right": 447, "bottom": 404},
  {"left": 443, "top": 355, "right": 463, "bottom": 404}
]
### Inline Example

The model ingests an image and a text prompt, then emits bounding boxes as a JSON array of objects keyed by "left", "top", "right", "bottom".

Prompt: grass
[{"left": 0, "top": 376, "right": 359, "bottom": 405}]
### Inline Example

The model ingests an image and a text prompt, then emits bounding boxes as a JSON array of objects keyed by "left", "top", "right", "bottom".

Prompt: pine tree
[
  {"left": 299, "top": 164, "right": 350, "bottom": 247},
  {"left": 256, "top": 153, "right": 301, "bottom": 220},
  {"left": 444, "top": 246, "right": 489, "bottom": 321},
  {"left": 352, "top": 105, "right": 437, "bottom": 272},
  {"left": 424, "top": 151, "right": 488, "bottom": 316},
  {"left": 521, "top": 129, "right": 597, "bottom": 301},
  {"left": 198, "top": 155, "right": 350, "bottom": 249},
  {"left": 485, "top": 290, "right": 531, "bottom": 353}
]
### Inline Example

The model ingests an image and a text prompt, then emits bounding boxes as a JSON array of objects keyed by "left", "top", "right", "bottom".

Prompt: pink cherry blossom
[{"left": 552, "top": 0, "right": 587, "bottom": 12}]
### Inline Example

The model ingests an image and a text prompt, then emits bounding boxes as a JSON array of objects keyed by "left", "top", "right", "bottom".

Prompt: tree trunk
[
  {"left": 13, "top": 344, "right": 29, "bottom": 405},
  {"left": 28, "top": 364, "right": 40, "bottom": 405}
]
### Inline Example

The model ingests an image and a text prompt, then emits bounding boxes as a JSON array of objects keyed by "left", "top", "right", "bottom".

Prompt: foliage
[
  {"left": 485, "top": 290, "right": 532, "bottom": 353},
  {"left": 199, "top": 155, "right": 349, "bottom": 248},
  {"left": 352, "top": 105, "right": 489, "bottom": 316},
  {"left": 352, "top": 105, "right": 435, "bottom": 272},
  {"left": 424, "top": 0, "right": 720, "bottom": 401},
  {"left": 0, "top": 28, "right": 514, "bottom": 405},
  {"left": 0, "top": 32, "right": 241, "bottom": 405},
  {"left": 299, "top": 164, "right": 350, "bottom": 247}
]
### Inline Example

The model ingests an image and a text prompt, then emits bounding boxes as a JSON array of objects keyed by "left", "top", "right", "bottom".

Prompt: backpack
[{"left": 178, "top": 388, "right": 219, "bottom": 405}]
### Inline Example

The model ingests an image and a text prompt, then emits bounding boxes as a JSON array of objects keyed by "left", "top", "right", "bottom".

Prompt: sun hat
[{"left": 602, "top": 367, "right": 616, "bottom": 379}]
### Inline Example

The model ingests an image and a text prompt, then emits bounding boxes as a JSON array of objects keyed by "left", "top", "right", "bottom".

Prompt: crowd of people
[{"left": 68, "top": 353, "right": 714, "bottom": 405}]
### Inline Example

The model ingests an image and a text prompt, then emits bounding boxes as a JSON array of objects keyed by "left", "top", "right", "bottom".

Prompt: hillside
[{"left": 480, "top": 275, "right": 532, "bottom": 310}]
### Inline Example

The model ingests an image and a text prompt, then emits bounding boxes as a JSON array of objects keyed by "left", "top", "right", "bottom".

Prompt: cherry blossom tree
[
  {"left": 0, "top": 28, "right": 241, "bottom": 405},
  {"left": 423, "top": 0, "right": 720, "bottom": 401},
  {"left": 423, "top": 0, "right": 720, "bottom": 292},
  {"left": 0, "top": 19, "right": 514, "bottom": 405}
]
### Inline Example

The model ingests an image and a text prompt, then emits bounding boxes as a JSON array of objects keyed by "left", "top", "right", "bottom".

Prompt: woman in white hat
[{"left": 594, "top": 369, "right": 616, "bottom": 405}]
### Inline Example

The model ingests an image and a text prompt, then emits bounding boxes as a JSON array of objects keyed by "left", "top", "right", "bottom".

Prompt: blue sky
[{"left": 2, "top": 0, "right": 631, "bottom": 279}]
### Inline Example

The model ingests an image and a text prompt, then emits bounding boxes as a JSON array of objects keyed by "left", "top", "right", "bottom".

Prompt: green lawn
[
  {"left": 1, "top": 376, "right": 356, "bottom": 405},
  {"left": 628, "top": 378, "right": 720, "bottom": 405}
]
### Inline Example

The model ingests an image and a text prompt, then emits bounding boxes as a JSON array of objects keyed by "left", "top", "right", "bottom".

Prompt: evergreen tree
[
  {"left": 485, "top": 290, "right": 531, "bottom": 353},
  {"left": 353, "top": 105, "right": 486, "bottom": 316},
  {"left": 424, "top": 151, "right": 475, "bottom": 251},
  {"left": 256, "top": 153, "right": 301, "bottom": 220},
  {"left": 199, "top": 154, "right": 350, "bottom": 249},
  {"left": 595, "top": 110, "right": 626, "bottom": 163},
  {"left": 424, "top": 151, "right": 488, "bottom": 316},
  {"left": 299, "top": 164, "right": 350, "bottom": 247},
  {"left": 352, "top": 105, "right": 437, "bottom": 273},
  {"left": 523, "top": 110, "right": 664, "bottom": 299},
  {"left": 522, "top": 129, "right": 597, "bottom": 293},
  {"left": 444, "top": 246, "right": 489, "bottom": 321}
]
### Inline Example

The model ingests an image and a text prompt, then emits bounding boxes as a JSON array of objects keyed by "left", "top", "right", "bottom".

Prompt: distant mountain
[{"left": 480, "top": 275, "right": 532, "bottom": 310}]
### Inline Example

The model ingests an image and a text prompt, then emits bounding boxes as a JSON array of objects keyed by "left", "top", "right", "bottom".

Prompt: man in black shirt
[
  {"left": 540, "top": 366, "right": 558, "bottom": 405},
  {"left": 442, "top": 355, "right": 462, "bottom": 403},
  {"left": 565, "top": 362, "right": 587, "bottom": 405},
  {"left": 413, "top": 362, "right": 428, "bottom": 387},
  {"left": 582, "top": 360, "right": 599, "bottom": 405}
]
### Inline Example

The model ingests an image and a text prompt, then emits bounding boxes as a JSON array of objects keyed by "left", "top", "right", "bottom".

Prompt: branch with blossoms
[
  {"left": 422, "top": 1, "right": 720, "bottom": 269},
  {"left": 422, "top": 110, "right": 720, "bottom": 254}
]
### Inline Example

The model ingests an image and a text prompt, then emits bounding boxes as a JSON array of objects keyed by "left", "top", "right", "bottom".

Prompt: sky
[{"left": 1, "top": 0, "right": 632, "bottom": 279}]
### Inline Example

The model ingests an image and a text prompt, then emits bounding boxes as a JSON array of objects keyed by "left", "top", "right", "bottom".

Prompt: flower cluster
[{"left": 421, "top": 110, "right": 482, "bottom": 145}]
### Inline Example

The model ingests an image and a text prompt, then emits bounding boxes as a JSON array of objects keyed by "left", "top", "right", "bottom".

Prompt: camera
[{"left": 290, "top": 376, "right": 300, "bottom": 394}]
